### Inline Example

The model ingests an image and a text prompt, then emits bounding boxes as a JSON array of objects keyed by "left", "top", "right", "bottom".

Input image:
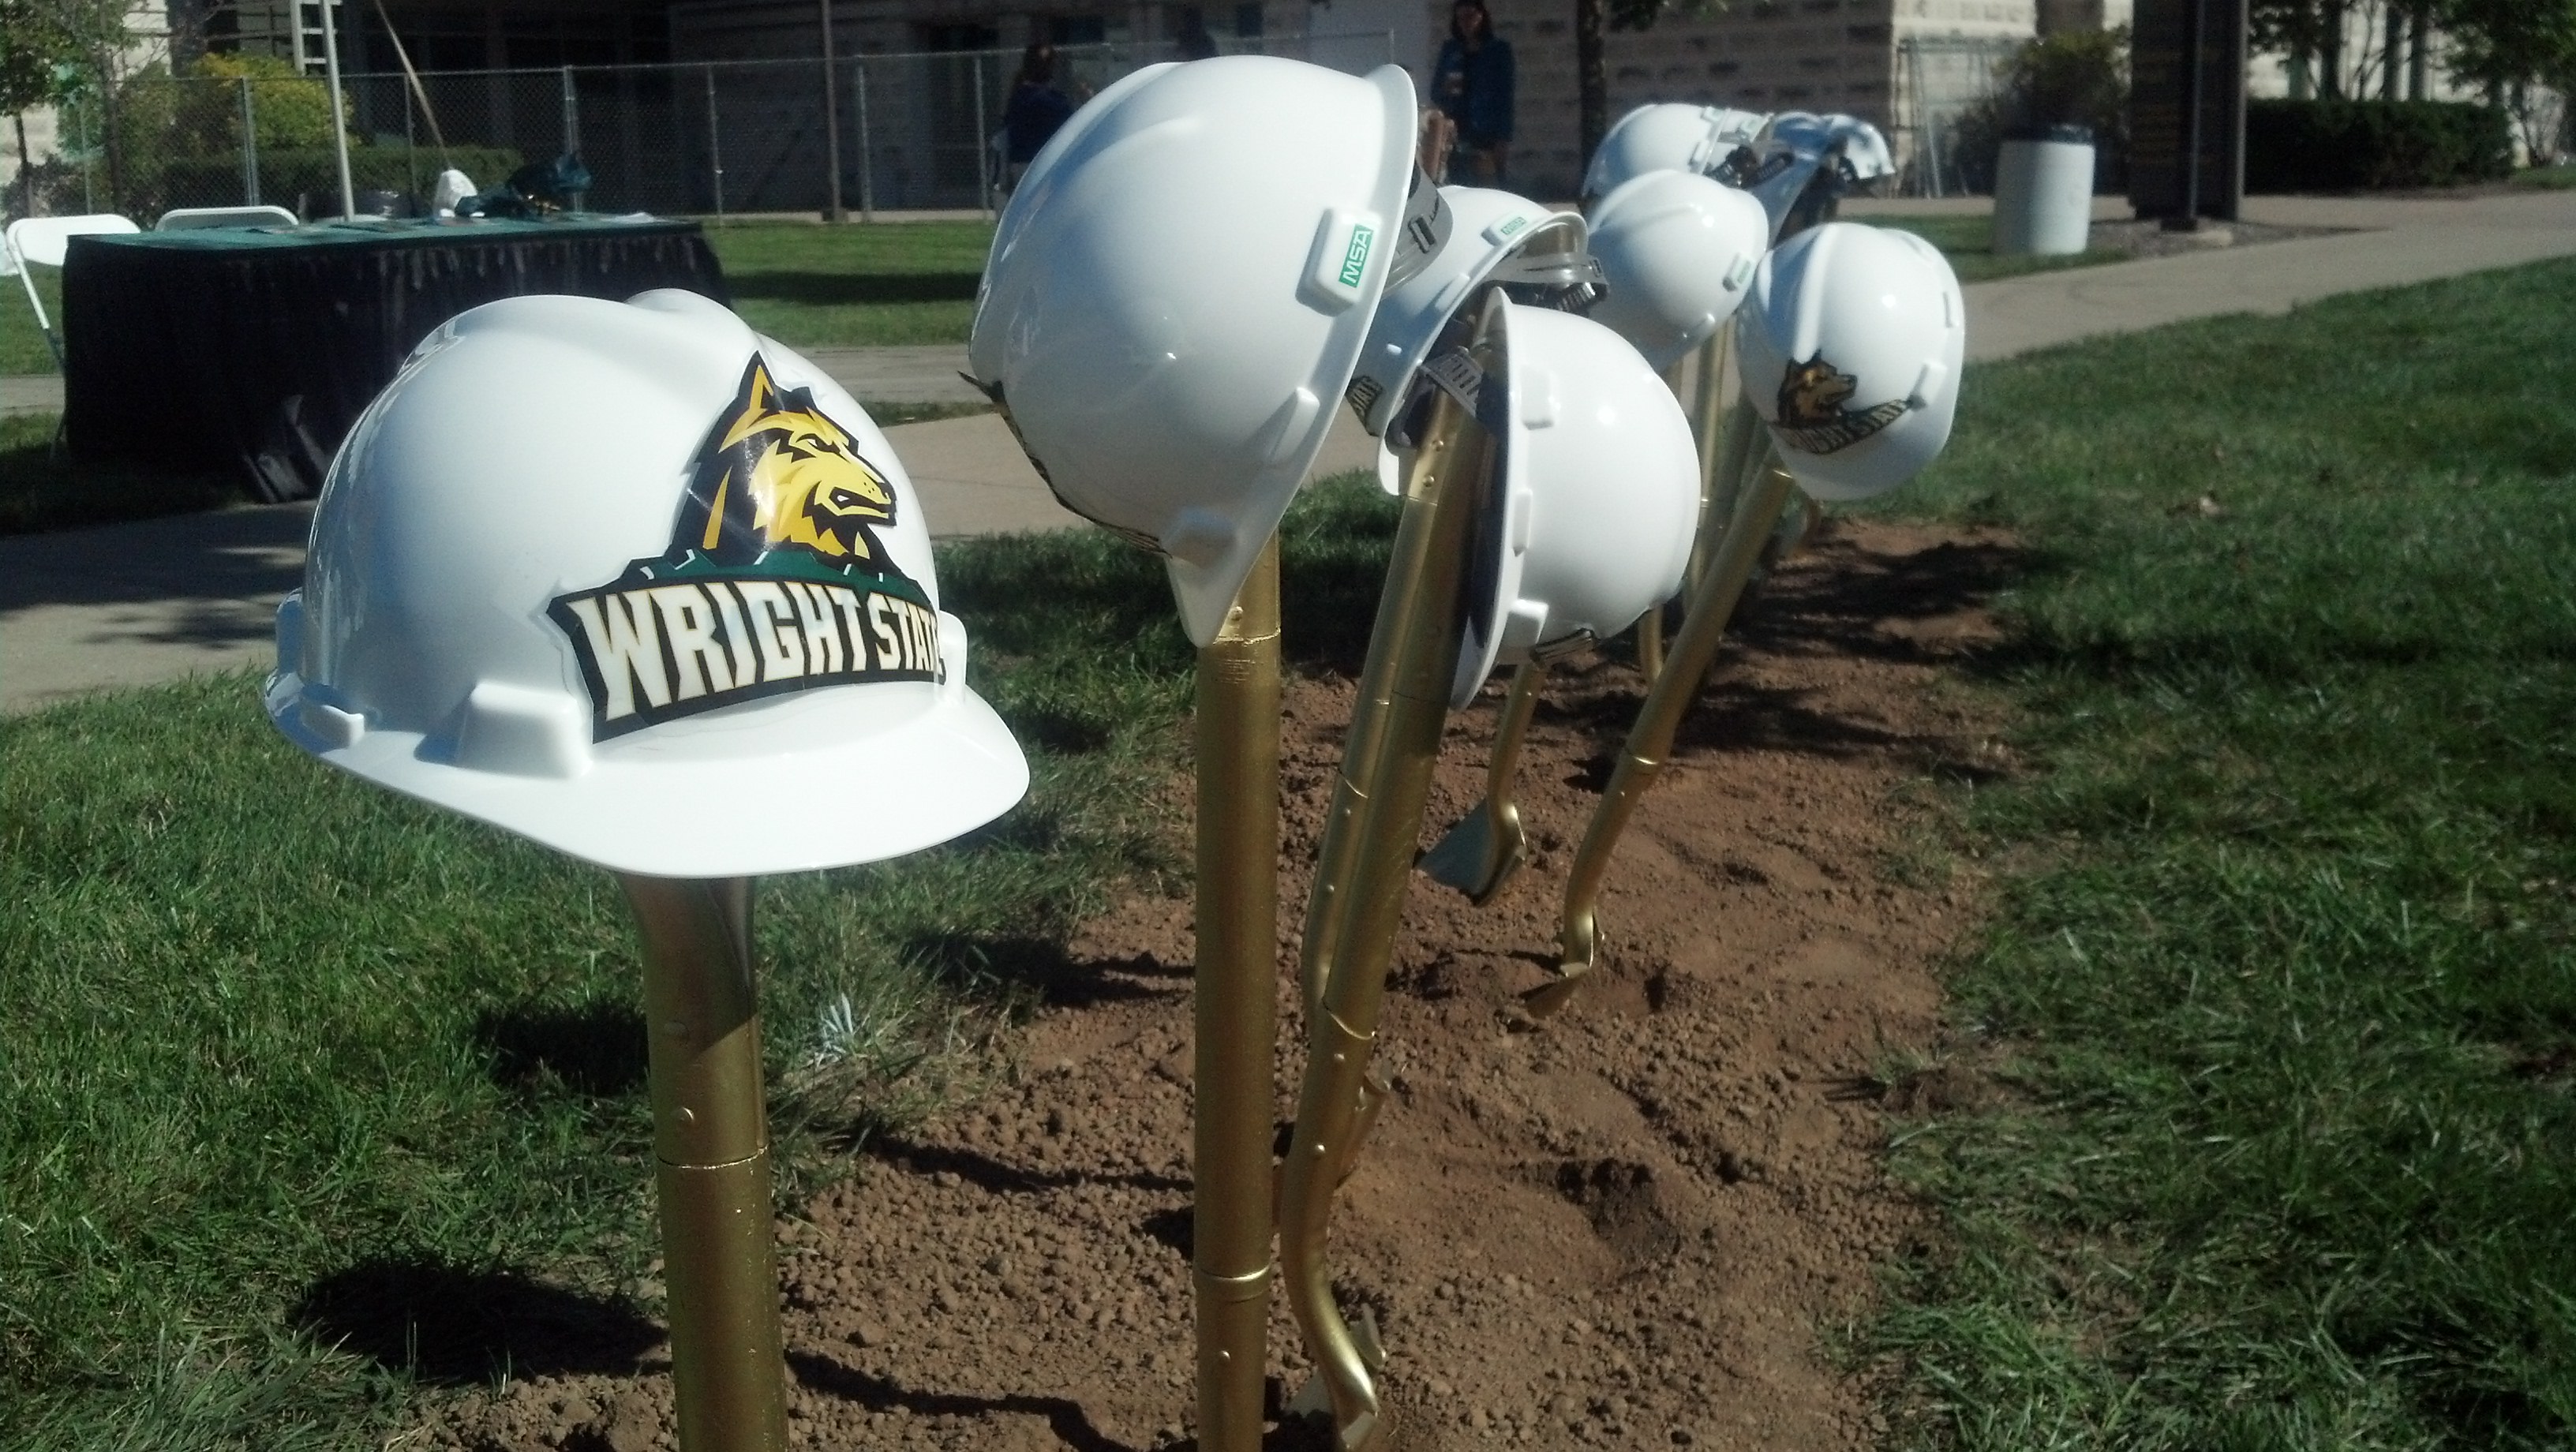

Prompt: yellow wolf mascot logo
[
  {"left": 1773, "top": 354, "right": 1908, "bottom": 456},
  {"left": 672, "top": 359, "right": 899, "bottom": 567},
  {"left": 1779, "top": 357, "right": 1859, "bottom": 428}
]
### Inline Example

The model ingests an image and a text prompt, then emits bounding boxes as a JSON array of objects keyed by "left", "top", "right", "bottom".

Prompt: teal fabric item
[{"left": 88, "top": 215, "right": 677, "bottom": 252}]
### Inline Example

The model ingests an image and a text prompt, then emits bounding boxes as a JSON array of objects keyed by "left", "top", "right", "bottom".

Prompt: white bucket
[{"left": 1994, "top": 128, "right": 2095, "bottom": 256}]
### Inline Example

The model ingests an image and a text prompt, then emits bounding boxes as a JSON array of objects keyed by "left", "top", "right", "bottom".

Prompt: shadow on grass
[
  {"left": 474, "top": 997, "right": 650, "bottom": 1098},
  {"left": 293, "top": 1260, "right": 661, "bottom": 1385},
  {"left": 0, "top": 414, "right": 245, "bottom": 539},
  {"left": 724, "top": 271, "right": 982, "bottom": 306}
]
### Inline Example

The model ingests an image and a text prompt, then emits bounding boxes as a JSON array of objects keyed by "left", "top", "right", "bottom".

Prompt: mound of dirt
[{"left": 413, "top": 516, "right": 2015, "bottom": 1452}]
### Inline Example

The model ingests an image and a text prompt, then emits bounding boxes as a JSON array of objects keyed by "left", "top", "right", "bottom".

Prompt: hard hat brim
[
  {"left": 1162, "top": 61, "right": 1421, "bottom": 649},
  {"left": 266, "top": 620, "right": 1029, "bottom": 878}
]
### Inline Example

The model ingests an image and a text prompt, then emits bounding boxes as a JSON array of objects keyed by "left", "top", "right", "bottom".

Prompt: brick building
[{"left": 1458, "top": 0, "right": 2077, "bottom": 198}]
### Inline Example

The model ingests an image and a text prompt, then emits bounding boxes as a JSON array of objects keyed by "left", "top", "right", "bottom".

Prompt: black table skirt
[{"left": 62, "top": 220, "right": 728, "bottom": 496}]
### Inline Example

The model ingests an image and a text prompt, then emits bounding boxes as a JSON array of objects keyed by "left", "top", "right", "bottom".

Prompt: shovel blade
[{"left": 1420, "top": 798, "right": 1526, "bottom": 905}]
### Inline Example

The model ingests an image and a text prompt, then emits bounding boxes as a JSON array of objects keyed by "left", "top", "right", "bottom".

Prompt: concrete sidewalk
[
  {"left": 1968, "top": 189, "right": 2576, "bottom": 359},
  {"left": 9, "top": 186, "right": 2576, "bottom": 715}
]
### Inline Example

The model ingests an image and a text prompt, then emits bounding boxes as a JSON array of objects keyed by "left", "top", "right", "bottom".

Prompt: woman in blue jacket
[{"left": 1432, "top": 0, "right": 1515, "bottom": 185}]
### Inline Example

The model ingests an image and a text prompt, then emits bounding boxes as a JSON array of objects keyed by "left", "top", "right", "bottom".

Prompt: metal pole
[
  {"left": 705, "top": 65, "right": 724, "bottom": 222},
  {"left": 818, "top": 0, "right": 846, "bottom": 220},
  {"left": 560, "top": 66, "right": 584, "bottom": 209},
  {"left": 1543, "top": 447, "right": 1796, "bottom": 1014},
  {"left": 1684, "top": 335, "right": 1752, "bottom": 598},
  {"left": 2174, "top": 0, "right": 2208, "bottom": 229},
  {"left": 854, "top": 62, "right": 874, "bottom": 221},
  {"left": 402, "top": 70, "right": 417, "bottom": 200},
  {"left": 620, "top": 875, "right": 790, "bottom": 1452},
  {"left": 970, "top": 54, "right": 992, "bottom": 217},
  {"left": 1420, "top": 657, "right": 1545, "bottom": 905},
  {"left": 1282, "top": 331, "right": 1494, "bottom": 1452},
  {"left": 1193, "top": 540, "right": 1281, "bottom": 1452},
  {"left": 238, "top": 76, "right": 260, "bottom": 205},
  {"left": 317, "top": 0, "right": 358, "bottom": 219}
]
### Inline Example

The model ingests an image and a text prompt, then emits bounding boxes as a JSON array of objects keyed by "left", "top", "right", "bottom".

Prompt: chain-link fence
[
  {"left": 1893, "top": 35, "right": 2026, "bottom": 196},
  {"left": 18, "top": 32, "right": 1396, "bottom": 224}
]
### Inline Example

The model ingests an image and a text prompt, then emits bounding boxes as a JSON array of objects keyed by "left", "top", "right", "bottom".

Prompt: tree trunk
[
  {"left": 2320, "top": 1, "right": 2343, "bottom": 98},
  {"left": 1577, "top": 0, "right": 1607, "bottom": 170},
  {"left": 2380, "top": 2, "right": 2402, "bottom": 99},
  {"left": 92, "top": 44, "right": 123, "bottom": 214},
  {"left": 13, "top": 111, "right": 34, "bottom": 219},
  {"left": 2407, "top": 1, "right": 2429, "bottom": 99},
  {"left": 167, "top": 0, "right": 209, "bottom": 72}
]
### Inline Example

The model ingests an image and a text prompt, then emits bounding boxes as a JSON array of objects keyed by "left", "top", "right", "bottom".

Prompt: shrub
[
  {"left": 2245, "top": 99, "right": 2514, "bottom": 190},
  {"left": 189, "top": 54, "right": 348, "bottom": 154},
  {"left": 1947, "top": 27, "right": 2131, "bottom": 194}
]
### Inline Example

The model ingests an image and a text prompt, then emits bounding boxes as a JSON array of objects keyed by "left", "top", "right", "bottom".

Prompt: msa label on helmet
[
  {"left": 547, "top": 357, "right": 940, "bottom": 741},
  {"left": 1339, "top": 223, "right": 1377, "bottom": 289},
  {"left": 1774, "top": 354, "right": 1910, "bottom": 456},
  {"left": 1305, "top": 208, "right": 1386, "bottom": 312}
]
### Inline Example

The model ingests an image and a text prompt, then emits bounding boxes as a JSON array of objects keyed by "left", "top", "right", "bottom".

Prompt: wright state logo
[
  {"left": 1774, "top": 354, "right": 1911, "bottom": 456},
  {"left": 547, "top": 357, "right": 945, "bottom": 740}
]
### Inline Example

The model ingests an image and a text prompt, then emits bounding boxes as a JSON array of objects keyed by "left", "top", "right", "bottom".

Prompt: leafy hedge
[
  {"left": 2245, "top": 99, "right": 2513, "bottom": 191},
  {"left": 157, "top": 145, "right": 524, "bottom": 217}
]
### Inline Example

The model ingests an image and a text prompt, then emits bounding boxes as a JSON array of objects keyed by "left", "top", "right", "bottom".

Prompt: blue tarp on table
[{"left": 61, "top": 215, "right": 728, "bottom": 499}]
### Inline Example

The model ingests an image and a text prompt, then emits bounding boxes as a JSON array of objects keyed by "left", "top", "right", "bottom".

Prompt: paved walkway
[{"left": 8, "top": 187, "right": 2575, "bottom": 714}]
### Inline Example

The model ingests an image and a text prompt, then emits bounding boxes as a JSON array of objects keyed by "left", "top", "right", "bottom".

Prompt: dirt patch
[
  {"left": 2087, "top": 216, "right": 2355, "bottom": 260},
  {"left": 411, "top": 515, "right": 2016, "bottom": 1452}
]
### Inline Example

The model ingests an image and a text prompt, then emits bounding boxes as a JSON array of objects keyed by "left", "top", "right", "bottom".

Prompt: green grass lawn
[
  {"left": 1870, "top": 212, "right": 2125, "bottom": 284},
  {"left": 0, "top": 414, "right": 245, "bottom": 534},
  {"left": 1863, "top": 257, "right": 2576, "bottom": 1447},
  {"left": 702, "top": 220, "right": 994, "bottom": 350},
  {"left": 2510, "top": 165, "right": 2576, "bottom": 190},
  {"left": 0, "top": 211, "right": 2085, "bottom": 382},
  {"left": 1, "top": 264, "right": 63, "bottom": 375},
  {"left": 0, "top": 220, "right": 997, "bottom": 380},
  {"left": 0, "top": 475, "right": 1394, "bottom": 1447},
  {"left": 0, "top": 402, "right": 979, "bottom": 538}
]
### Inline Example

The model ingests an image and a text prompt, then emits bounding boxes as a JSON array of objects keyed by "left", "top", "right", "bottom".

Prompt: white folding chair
[
  {"left": 154, "top": 204, "right": 300, "bottom": 231},
  {"left": 5, "top": 213, "right": 141, "bottom": 371}
]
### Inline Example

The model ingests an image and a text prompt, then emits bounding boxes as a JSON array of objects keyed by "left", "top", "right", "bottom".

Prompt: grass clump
[
  {"left": 1, "top": 264, "right": 62, "bottom": 376},
  {"left": 0, "top": 473, "right": 1395, "bottom": 1446},
  {"left": 1864, "top": 257, "right": 2576, "bottom": 1447},
  {"left": 0, "top": 414, "right": 245, "bottom": 535}
]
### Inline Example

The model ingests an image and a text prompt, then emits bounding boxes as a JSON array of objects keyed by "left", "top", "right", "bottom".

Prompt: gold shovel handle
[
  {"left": 1282, "top": 353, "right": 1493, "bottom": 1450},
  {"left": 1549, "top": 452, "right": 1799, "bottom": 996}
]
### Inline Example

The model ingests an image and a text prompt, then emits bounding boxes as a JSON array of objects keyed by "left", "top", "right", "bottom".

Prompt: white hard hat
[
  {"left": 1832, "top": 117, "right": 1895, "bottom": 182},
  {"left": 1750, "top": 113, "right": 1894, "bottom": 236},
  {"left": 1582, "top": 103, "right": 1768, "bottom": 203},
  {"left": 1735, "top": 223, "right": 1964, "bottom": 502},
  {"left": 1582, "top": 170, "right": 1772, "bottom": 371},
  {"left": 1448, "top": 295, "right": 1701, "bottom": 705},
  {"left": 968, "top": 56, "right": 1420, "bottom": 646},
  {"left": 1346, "top": 185, "right": 1587, "bottom": 439},
  {"left": 266, "top": 290, "right": 1030, "bottom": 877}
]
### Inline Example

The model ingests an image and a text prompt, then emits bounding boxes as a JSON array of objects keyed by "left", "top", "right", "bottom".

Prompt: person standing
[
  {"left": 1002, "top": 44, "right": 1076, "bottom": 193},
  {"left": 1432, "top": 0, "right": 1514, "bottom": 185}
]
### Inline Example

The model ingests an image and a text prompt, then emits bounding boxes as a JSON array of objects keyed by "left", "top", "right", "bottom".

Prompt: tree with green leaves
[
  {"left": 1, "top": 0, "right": 80, "bottom": 215},
  {"left": 2435, "top": 0, "right": 2576, "bottom": 125}
]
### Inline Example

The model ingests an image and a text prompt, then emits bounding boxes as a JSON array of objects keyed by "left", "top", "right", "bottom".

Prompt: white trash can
[{"left": 1994, "top": 124, "right": 2096, "bottom": 256}]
